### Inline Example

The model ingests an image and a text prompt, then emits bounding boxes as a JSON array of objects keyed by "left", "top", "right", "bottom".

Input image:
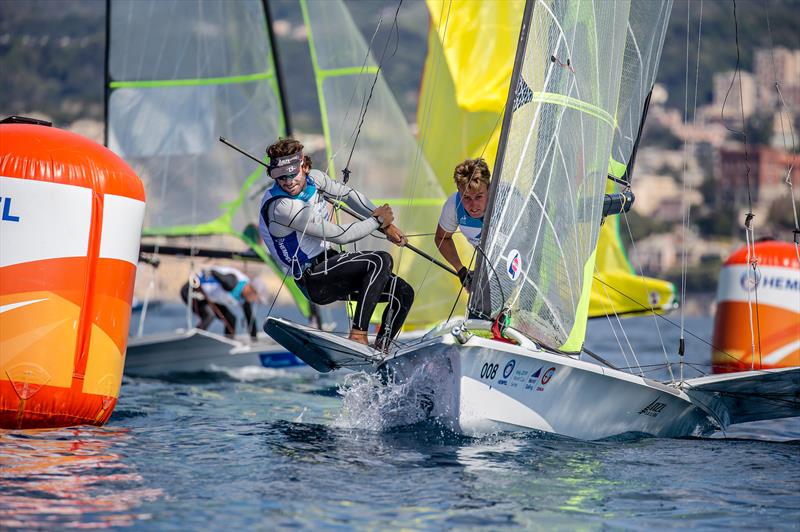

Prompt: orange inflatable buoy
[
  {"left": 712, "top": 239, "right": 800, "bottom": 373},
  {"left": 0, "top": 118, "right": 145, "bottom": 428}
]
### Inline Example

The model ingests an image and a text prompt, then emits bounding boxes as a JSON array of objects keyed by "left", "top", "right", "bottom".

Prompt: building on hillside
[
  {"left": 717, "top": 145, "right": 799, "bottom": 206},
  {"left": 708, "top": 71, "right": 756, "bottom": 121},
  {"left": 629, "top": 229, "right": 732, "bottom": 276},
  {"left": 754, "top": 47, "right": 800, "bottom": 109}
]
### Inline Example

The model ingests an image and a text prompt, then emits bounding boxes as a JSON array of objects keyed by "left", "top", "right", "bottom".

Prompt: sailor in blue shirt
[
  {"left": 435, "top": 158, "right": 492, "bottom": 291},
  {"left": 259, "top": 137, "right": 414, "bottom": 351}
]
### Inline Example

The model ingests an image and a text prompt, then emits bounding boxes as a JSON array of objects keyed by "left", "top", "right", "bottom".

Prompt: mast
[
  {"left": 619, "top": 87, "right": 653, "bottom": 184},
  {"left": 263, "top": 0, "right": 292, "bottom": 136},
  {"left": 470, "top": 0, "right": 535, "bottom": 318}
]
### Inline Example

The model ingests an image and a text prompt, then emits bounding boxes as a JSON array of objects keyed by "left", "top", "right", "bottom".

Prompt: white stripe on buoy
[
  {"left": 0, "top": 298, "right": 47, "bottom": 314},
  {"left": 761, "top": 339, "right": 800, "bottom": 365}
]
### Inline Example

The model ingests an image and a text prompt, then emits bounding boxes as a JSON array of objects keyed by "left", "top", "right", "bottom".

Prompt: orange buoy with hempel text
[{"left": 712, "top": 239, "right": 800, "bottom": 373}]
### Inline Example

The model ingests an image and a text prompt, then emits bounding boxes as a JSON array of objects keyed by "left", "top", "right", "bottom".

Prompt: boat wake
[
  {"left": 209, "top": 365, "right": 304, "bottom": 382},
  {"left": 335, "top": 355, "right": 454, "bottom": 432}
]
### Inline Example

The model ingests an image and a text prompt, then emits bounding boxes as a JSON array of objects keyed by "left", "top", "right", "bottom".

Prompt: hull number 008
[{"left": 480, "top": 363, "right": 499, "bottom": 380}]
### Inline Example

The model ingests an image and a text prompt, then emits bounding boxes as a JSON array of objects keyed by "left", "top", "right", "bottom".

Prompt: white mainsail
[{"left": 475, "top": 0, "right": 633, "bottom": 353}]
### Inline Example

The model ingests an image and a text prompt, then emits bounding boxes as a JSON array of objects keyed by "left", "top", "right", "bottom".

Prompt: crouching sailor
[
  {"left": 259, "top": 137, "right": 414, "bottom": 351},
  {"left": 434, "top": 158, "right": 492, "bottom": 317},
  {"left": 180, "top": 265, "right": 259, "bottom": 339}
]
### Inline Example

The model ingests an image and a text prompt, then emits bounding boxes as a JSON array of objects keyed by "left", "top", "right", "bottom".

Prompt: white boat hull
[
  {"left": 124, "top": 329, "right": 313, "bottom": 378},
  {"left": 384, "top": 328, "right": 717, "bottom": 440}
]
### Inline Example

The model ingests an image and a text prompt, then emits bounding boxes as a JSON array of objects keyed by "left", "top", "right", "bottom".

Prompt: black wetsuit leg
[
  {"left": 300, "top": 251, "right": 413, "bottom": 334},
  {"left": 374, "top": 274, "right": 414, "bottom": 346},
  {"left": 242, "top": 301, "right": 257, "bottom": 338},
  {"left": 215, "top": 304, "right": 237, "bottom": 336},
  {"left": 181, "top": 281, "right": 215, "bottom": 330}
]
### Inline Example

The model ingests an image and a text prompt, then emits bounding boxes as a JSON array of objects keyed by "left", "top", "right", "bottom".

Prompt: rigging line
[
  {"left": 340, "top": 0, "right": 404, "bottom": 183},
  {"left": 598, "top": 279, "right": 636, "bottom": 374},
  {"left": 599, "top": 272, "right": 644, "bottom": 376},
  {"left": 395, "top": 0, "right": 454, "bottom": 305},
  {"left": 619, "top": 205, "right": 671, "bottom": 373},
  {"left": 446, "top": 247, "right": 473, "bottom": 325},
  {"left": 679, "top": 0, "right": 690, "bottom": 364},
  {"left": 725, "top": 0, "right": 763, "bottom": 367},
  {"left": 325, "top": 13, "right": 385, "bottom": 175},
  {"left": 591, "top": 275, "right": 745, "bottom": 366},
  {"left": 765, "top": 9, "right": 800, "bottom": 262}
]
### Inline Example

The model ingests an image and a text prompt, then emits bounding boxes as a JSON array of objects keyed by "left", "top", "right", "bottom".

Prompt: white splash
[{"left": 334, "top": 354, "right": 454, "bottom": 432}]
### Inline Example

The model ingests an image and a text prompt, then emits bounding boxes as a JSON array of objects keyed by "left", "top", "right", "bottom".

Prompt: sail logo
[
  {"left": 507, "top": 249, "right": 522, "bottom": 281},
  {"left": 1, "top": 197, "right": 21, "bottom": 222},
  {"left": 540, "top": 367, "right": 555, "bottom": 385}
]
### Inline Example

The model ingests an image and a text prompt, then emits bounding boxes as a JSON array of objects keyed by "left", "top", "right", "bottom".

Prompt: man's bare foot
[{"left": 348, "top": 329, "right": 369, "bottom": 345}]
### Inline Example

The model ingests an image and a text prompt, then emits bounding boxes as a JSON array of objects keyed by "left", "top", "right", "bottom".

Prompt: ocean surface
[{"left": 2, "top": 306, "right": 798, "bottom": 530}]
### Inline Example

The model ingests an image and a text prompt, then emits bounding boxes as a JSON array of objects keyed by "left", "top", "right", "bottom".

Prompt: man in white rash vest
[
  {"left": 258, "top": 137, "right": 414, "bottom": 351},
  {"left": 434, "top": 157, "right": 492, "bottom": 317},
  {"left": 180, "top": 265, "right": 259, "bottom": 339}
]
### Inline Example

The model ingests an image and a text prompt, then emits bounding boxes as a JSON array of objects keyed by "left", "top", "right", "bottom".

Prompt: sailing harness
[{"left": 259, "top": 173, "right": 327, "bottom": 281}]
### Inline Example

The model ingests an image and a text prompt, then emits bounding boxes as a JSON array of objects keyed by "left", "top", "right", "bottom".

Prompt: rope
[
  {"left": 597, "top": 276, "right": 637, "bottom": 375},
  {"left": 340, "top": 0, "right": 404, "bottom": 183},
  {"left": 591, "top": 275, "right": 747, "bottom": 367},
  {"left": 721, "top": 0, "right": 763, "bottom": 367}
]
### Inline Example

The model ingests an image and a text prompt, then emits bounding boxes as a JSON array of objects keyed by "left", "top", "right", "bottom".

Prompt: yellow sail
[{"left": 419, "top": 0, "right": 676, "bottom": 320}]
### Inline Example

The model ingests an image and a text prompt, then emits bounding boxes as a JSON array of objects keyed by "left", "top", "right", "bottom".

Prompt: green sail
[{"left": 105, "top": 0, "right": 308, "bottom": 313}]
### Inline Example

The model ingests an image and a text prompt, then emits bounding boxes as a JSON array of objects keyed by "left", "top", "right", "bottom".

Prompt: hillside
[{"left": 1, "top": 0, "right": 799, "bottom": 128}]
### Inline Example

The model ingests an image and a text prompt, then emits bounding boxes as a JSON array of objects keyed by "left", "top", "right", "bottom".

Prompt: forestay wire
[
  {"left": 339, "top": 0, "right": 404, "bottom": 184},
  {"left": 720, "top": 0, "right": 763, "bottom": 368}
]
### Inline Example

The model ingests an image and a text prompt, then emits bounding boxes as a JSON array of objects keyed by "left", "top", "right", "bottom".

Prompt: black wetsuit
[{"left": 297, "top": 250, "right": 414, "bottom": 347}]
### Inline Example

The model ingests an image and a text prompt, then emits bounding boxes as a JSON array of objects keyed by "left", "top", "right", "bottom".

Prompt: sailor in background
[
  {"left": 434, "top": 158, "right": 491, "bottom": 290},
  {"left": 259, "top": 137, "right": 414, "bottom": 351},
  {"left": 180, "top": 266, "right": 259, "bottom": 340}
]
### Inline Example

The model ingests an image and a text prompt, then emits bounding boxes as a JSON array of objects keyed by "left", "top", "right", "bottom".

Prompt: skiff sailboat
[{"left": 266, "top": 0, "right": 800, "bottom": 439}]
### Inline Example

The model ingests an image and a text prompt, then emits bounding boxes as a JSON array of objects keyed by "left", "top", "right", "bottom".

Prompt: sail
[
  {"left": 105, "top": 0, "right": 308, "bottom": 311},
  {"left": 419, "top": 0, "right": 525, "bottom": 181},
  {"left": 300, "top": 0, "right": 452, "bottom": 326},
  {"left": 592, "top": 0, "right": 676, "bottom": 318},
  {"left": 420, "top": 0, "right": 676, "bottom": 321},
  {"left": 475, "top": 0, "right": 637, "bottom": 353}
]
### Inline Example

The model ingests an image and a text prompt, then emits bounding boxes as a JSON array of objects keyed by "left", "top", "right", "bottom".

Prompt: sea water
[{"left": 1, "top": 310, "right": 798, "bottom": 529}]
